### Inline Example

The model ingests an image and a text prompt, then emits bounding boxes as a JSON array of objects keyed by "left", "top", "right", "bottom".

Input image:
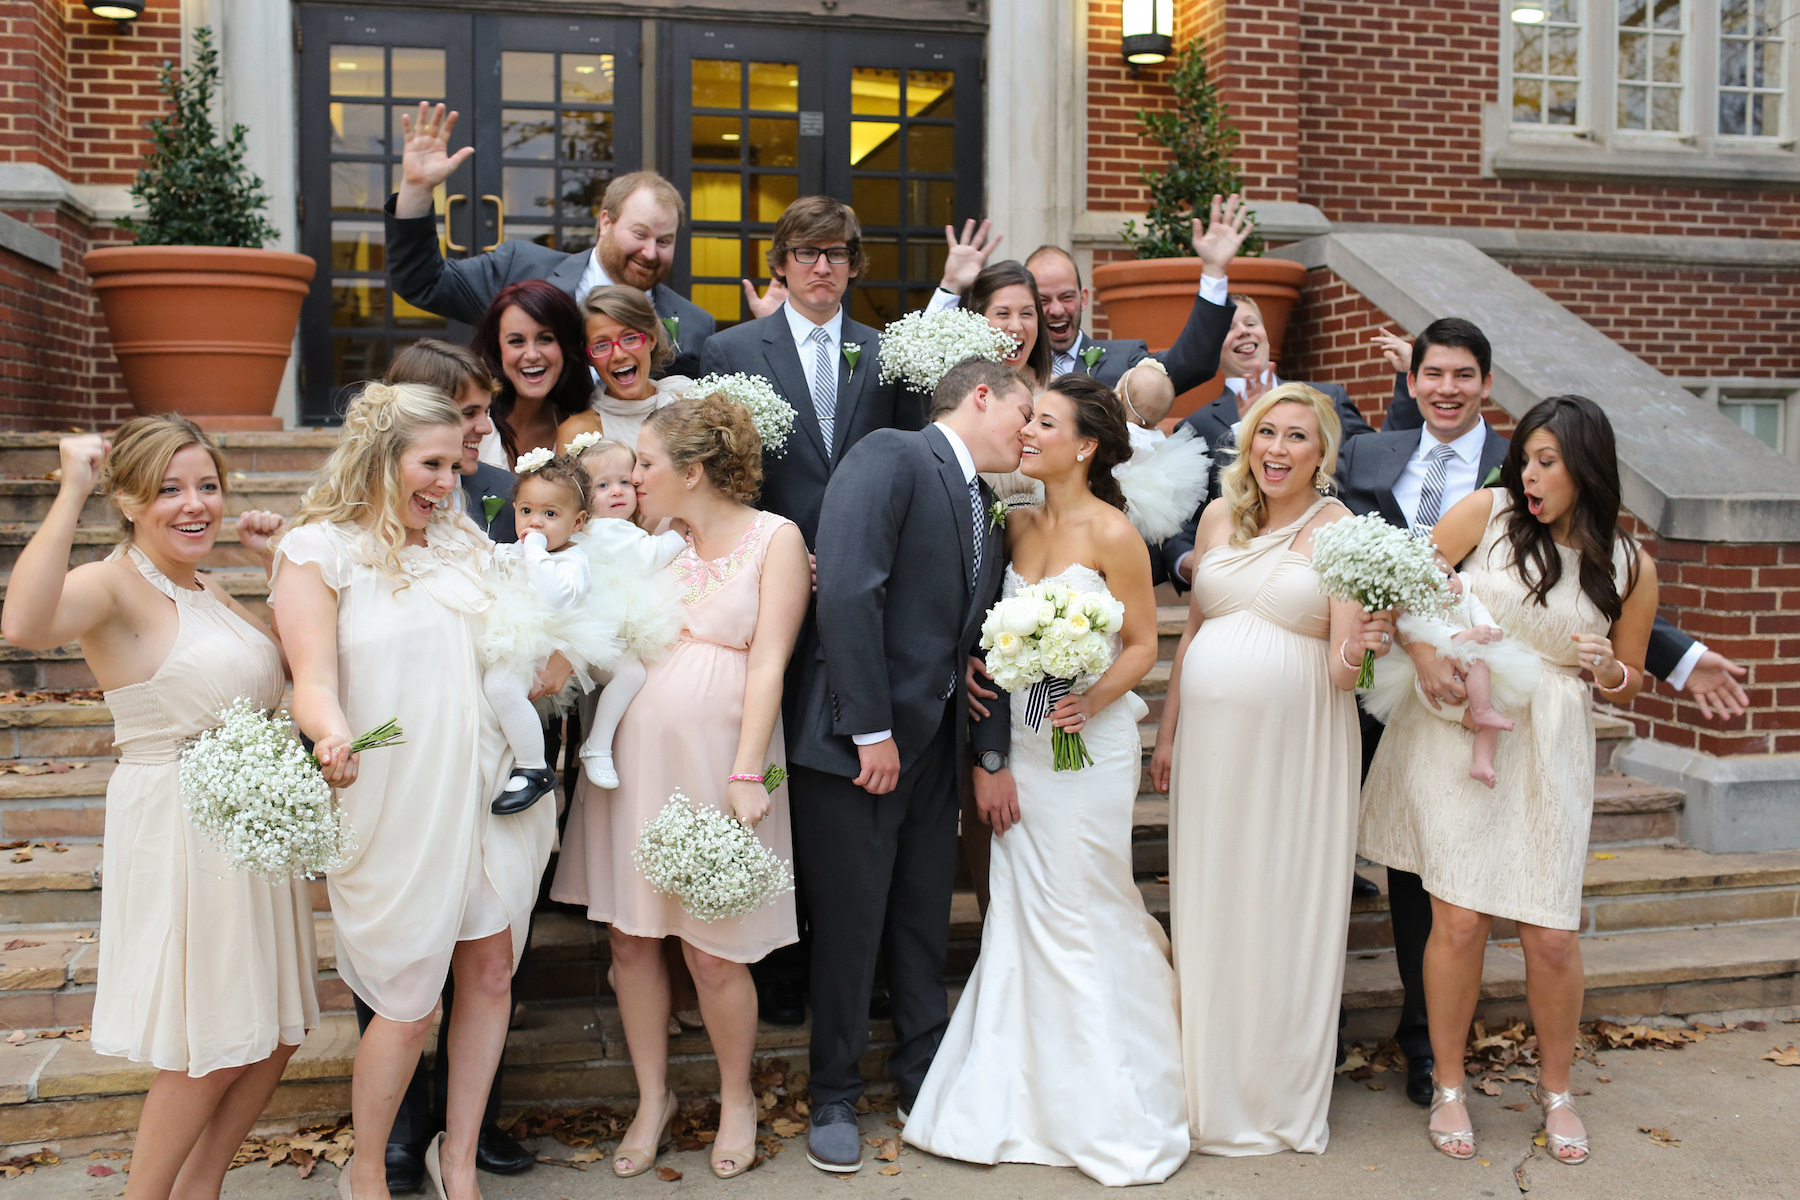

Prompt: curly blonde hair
[
  {"left": 1219, "top": 382, "right": 1342, "bottom": 547},
  {"left": 290, "top": 381, "right": 464, "bottom": 579},
  {"left": 643, "top": 392, "right": 762, "bottom": 504},
  {"left": 99, "top": 414, "right": 228, "bottom": 540}
]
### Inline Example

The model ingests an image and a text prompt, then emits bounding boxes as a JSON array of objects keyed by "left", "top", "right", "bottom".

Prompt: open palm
[{"left": 401, "top": 102, "right": 474, "bottom": 190}]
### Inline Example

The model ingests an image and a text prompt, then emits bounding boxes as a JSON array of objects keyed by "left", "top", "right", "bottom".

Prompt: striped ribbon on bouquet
[{"left": 1024, "top": 676, "right": 1072, "bottom": 732}]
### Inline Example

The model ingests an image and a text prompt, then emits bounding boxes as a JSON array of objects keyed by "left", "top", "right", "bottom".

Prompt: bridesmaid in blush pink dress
[{"left": 552, "top": 394, "right": 809, "bottom": 1181}]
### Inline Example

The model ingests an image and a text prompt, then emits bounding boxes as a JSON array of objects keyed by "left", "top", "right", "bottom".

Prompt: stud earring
[{"left": 1076, "top": 453, "right": 1085, "bottom": 462}]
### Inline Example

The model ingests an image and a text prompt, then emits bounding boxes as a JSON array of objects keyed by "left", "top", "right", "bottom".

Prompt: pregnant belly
[{"left": 1181, "top": 611, "right": 1328, "bottom": 710}]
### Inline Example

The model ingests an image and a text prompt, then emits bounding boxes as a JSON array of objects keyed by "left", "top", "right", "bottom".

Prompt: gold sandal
[
  {"left": 613, "top": 1090, "right": 679, "bottom": 1178},
  {"left": 710, "top": 1098, "right": 760, "bottom": 1179},
  {"left": 1531, "top": 1083, "right": 1591, "bottom": 1166},
  {"left": 1427, "top": 1080, "right": 1476, "bottom": 1160}
]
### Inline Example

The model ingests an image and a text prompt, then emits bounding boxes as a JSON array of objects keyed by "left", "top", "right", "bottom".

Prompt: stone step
[
  {"left": 0, "top": 523, "right": 266, "bottom": 572},
  {"left": 0, "top": 431, "right": 338, "bottom": 481},
  {"left": 8, "top": 917, "right": 1798, "bottom": 1150},
  {"left": 0, "top": 761, "right": 113, "bottom": 849},
  {"left": 0, "top": 473, "right": 315, "bottom": 526}
]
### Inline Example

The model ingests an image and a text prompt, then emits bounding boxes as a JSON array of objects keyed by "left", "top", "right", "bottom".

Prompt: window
[
  {"left": 1492, "top": 0, "right": 1800, "bottom": 182},
  {"left": 1680, "top": 379, "right": 1800, "bottom": 460},
  {"left": 1719, "top": 0, "right": 1786, "bottom": 137}
]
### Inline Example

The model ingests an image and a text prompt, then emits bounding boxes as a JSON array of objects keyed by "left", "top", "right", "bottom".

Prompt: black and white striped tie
[
  {"left": 1412, "top": 442, "right": 1458, "bottom": 530},
  {"left": 969, "top": 477, "right": 985, "bottom": 577},
  {"left": 809, "top": 326, "right": 836, "bottom": 458}
]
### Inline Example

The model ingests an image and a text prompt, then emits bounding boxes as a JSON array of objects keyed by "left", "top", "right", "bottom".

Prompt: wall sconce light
[
  {"left": 1122, "top": 0, "right": 1175, "bottom": 69},
  {"left": 84, "top": 1, "right": 144, "bottom": 33},
  {"left": 1512, "top": 1, "right": 1548, "bottom": 22}
]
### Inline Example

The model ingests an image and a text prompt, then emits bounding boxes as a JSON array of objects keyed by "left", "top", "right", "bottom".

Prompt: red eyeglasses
[{"left": 586, "top": 331, "right": 650, "bottom": 360}]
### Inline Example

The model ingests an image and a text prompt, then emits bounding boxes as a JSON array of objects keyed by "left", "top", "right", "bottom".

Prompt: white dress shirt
[
  {"left": 853, "top": 421, "right": 977, "bottom": 748},
  {"left": 1391, "top": 419, "right": 1489, "bottom": 531},
  {"left": 783, "top": 300, "right": 844, "bottom": 398},
  {"left": 575, "top": 251, "right": 613, "bottom": 308}
]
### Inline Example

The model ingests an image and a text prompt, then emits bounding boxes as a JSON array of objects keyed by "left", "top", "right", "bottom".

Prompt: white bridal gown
[{"left": 903, "top": 565, "right": 1188, "bottom": 1187}]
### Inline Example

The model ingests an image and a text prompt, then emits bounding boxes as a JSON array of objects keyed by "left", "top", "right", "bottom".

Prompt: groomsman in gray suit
[
  {"left": 791, "top": 359, "right": 1032, "bottom": 1173},
  {"left": 383, "top": 103, "right": 714, "bottom": 376}
]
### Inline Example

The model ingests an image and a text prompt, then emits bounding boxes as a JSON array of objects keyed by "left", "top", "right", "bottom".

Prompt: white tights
[
  {"left": 581, "top": 655, "right": 647, "bottom": 762},
  {"left": 482, "top": 665, "right": 545, "bottom": 770}
]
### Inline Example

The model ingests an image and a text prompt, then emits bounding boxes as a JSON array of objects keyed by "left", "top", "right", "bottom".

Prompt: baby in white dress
[{"left": 569, "top": 435, "right": 686, "bottom": 788}]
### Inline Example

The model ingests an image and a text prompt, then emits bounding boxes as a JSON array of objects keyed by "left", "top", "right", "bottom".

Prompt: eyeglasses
[
  {"left": 586, "top": 331, "right": 650, "bottom": 360},
  {"left": 788, "top": 246, "right": 853, "bottom": 265}
]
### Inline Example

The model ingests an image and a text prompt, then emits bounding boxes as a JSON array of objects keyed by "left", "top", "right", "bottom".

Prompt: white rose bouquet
[
  {"left": 180, "top": 697, "right": 401, "bottom": 880},
  {"left": 979, "top": 582, "right": 1126, "bottom": 771},
  {"left": 878, "top": 308, "right": 1017, "bottom": 395},
  {"left": 1309, "top": 513, "right": 1454, "bottom": 687},
  {"left": 634, "top": 790, "right": 794, "bottom": 922},
  {"left": 688, "top": 372, "right": 797, "bottom": 456}
]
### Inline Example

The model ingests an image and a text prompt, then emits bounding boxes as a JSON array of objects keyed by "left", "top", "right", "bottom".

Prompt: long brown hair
[
  {"left": 1499, "top": 394, "right": 1638, "bottom": 621},
  {"left": 1044, "top": 374, "right": 1131, "bottom": 511},
  {"left": 962, "top": 260, "right": 1052, "bottom": 387},
  {"left": 471, "top": 280, "right": 592, "bottom": 463}
]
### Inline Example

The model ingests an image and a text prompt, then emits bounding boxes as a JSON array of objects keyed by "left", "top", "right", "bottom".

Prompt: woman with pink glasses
[{"left": 557, "top": 285, "right": 693, "bottom": 452}]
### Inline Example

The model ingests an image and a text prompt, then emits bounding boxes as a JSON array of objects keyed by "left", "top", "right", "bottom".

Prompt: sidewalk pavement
[{"left": 7, "top": 1022, "right": 1798, "bottom": 1200}]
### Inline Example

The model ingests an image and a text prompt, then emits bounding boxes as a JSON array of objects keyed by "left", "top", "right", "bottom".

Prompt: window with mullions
[
  {"left": 847, "top": 66, "right": 956, "bottom": 328},
  {"left": 1618, "top": 0, "right": 1689, "bottom": 133},
  {"left": 1719, "top": 0, "right": 1787, "bottom": 137},
  {"left": 497, "top": 51, "right": 618, "bottom": 253},
  {"left": 1513, "top": 0, "right": 1583, "bottom": 125}
]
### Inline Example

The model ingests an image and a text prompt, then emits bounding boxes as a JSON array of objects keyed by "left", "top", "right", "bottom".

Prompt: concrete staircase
[{"left": 0, "top": 430, "right": 1793, "bottom": 1152}]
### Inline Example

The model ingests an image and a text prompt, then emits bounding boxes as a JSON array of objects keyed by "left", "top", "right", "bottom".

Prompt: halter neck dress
[{"left": 92, "top": 546, "right": 318, "bottom": 1077}]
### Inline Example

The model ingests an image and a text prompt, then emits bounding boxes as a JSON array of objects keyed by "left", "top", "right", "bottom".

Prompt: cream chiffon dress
[
  {"left": 93, "top": 546, "right": 318, "bottom": 1076},
  {"left": 1169, "top": 496, "right": 1360, "bottom": 1155},
  {"left": 1359, "top": 489, "right": 1628, "bottom": 930},
  {"left": 272, "top": 517, "right": 556, "bottom": 1021}
]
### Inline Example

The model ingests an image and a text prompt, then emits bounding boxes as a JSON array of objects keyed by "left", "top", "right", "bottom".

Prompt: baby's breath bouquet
[
  {"left": 980, "top": 582, "right": 1126, "bottom": 770},
  {"left": 1309, "top": 514, "right": 1453, "bottom": 687},
  {"left": 180, "top": 697, "right": 401, "bottom": 880},
  {"left": 634, "top": 791, "right": 794, "bottom": 922},
  {"left": 688, "top": 372, "right": 797, "bottom": 456},
  {"left": 878, "top": 308, "right": 1017, "bottom": 395}
]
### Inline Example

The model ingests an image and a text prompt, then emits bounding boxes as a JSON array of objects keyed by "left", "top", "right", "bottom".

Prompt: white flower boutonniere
[
  {"left": 661, "top": 315, "right": 681, "bottom": 351},
  {"left": 842, "top": 341, "right": 862, "bottom": 381},
  {"left": 988, "top": 499, "right": 1009, "bottom": 532},
  {"left": 1080, "top": 344, "right": 1106, "bottom": 372}
]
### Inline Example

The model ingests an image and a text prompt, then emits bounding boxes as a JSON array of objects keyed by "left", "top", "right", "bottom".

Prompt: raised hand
[
  {"left": 940, "top": 218, "right": 1002, "bottom": 297},
  {"left": 1190, "top": 193, "right": 1255, "bottom": 278},
  {"left": 395, "top": 102, "right": 475, "bottom": 219},
  {"left": 56, "top": 434, "right": 110, "bottom": 499},
  {"left": 742, "top": 277, "right": 789, "bottom": 320},
  {"left": 235, "top": 510, "right": 286, "bottom": 562},
  {"left": 1372, "top": 327, "right": 1413, "bottom": 374}
]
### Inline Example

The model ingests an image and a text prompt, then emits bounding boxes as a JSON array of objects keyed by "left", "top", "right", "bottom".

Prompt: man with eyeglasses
[{"left": 385, "top": 102, "right": 714, "bottom": 376}]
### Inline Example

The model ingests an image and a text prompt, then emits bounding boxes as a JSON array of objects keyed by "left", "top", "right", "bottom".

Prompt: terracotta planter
[
  {"left": 1091, "top": 255, "right": 1309, "bottom": 421},
  {"left": 83, "top": 246, "right": 317, "bottom": 431}
]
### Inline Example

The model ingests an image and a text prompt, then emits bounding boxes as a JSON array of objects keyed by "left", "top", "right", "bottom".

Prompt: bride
[{"left": 902, "top": 375, "right": 1188, "bottom": 1186}]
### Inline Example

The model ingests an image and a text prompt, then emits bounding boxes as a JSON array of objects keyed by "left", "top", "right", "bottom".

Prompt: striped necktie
[
  {"left": 809, "top": 325, "right": 837, "bottom": 458},
  {"left": 969, "top": 476, "right": 985, "bottom": 577},
  {"left": 1412, "top": 442, "right": 1458, "bottom": 530}
]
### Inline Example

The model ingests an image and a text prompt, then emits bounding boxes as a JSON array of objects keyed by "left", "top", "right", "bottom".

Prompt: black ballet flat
[{"left": 491, "top": 766, "right": 558, "bottom": 815}]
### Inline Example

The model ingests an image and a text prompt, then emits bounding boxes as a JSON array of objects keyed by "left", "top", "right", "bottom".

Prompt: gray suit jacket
[
  {"left": 794, "top": 425, "right": 1009, "bottom": 779},
  {"left": 382, "top": 195, "right": 715, "bottom": 377},
  {"left": 1062, "top": 334, "right": 1150, "bottom": 387},
  {"left": 459, "top": 462, "right": 517, "bottom": 543}
]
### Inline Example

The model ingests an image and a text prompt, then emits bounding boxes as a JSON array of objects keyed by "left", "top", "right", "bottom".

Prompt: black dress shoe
[
  {"left": 384, "top": 1140, "right": 427, "bottom": 1194},
  {"left": 1404, "top": 1054, "right": 1436, "bottom": 1106},
  {"left": 759, "top": 979, "right": 805, "bottom": 1027},
  {"left": 476, "top": 1124, "right": 535, "bottom": 1175},
  {"left": 1352, "top": 873, "right": 1380, "bottom": 898},
  {"left": 868, "top": 987, "right": 892, "bottom": 1021},
  {"left": 491, "top": 766, "right": 558, "bottom": 815}
]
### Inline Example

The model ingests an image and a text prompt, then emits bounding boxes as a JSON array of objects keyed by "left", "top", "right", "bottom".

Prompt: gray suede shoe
[{"left": 805, "top": 1100, "right": 864, "bottom": 1173}]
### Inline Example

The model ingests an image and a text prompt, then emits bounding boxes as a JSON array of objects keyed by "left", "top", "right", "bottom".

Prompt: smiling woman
[
  {"left": 555, "top": 284, "right": 692, "bottom": 452},
  {"left": 473, "top": 279, "right": 594, "bottom": 466}
]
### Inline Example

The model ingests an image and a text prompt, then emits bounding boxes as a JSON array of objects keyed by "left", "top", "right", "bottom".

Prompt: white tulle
[
  {"left": 477, "top": 542, "right": 625, "bottom": 702},
  {"left": 1360, "top": 593, "right": 1543, "bottom": 725},
  {"left": 1116, "top": 425, "right": 1211, "bottom": 541},
  {"left": 579, "top": 520, "right": 686, "bottom": 662}
]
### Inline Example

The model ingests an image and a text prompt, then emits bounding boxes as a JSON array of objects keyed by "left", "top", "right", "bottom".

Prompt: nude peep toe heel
[{"left": 614, "top": 1090, "right": 679, "bottom": 1178}]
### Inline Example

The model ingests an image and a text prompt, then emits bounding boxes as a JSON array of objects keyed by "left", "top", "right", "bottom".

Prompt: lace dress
[
  {"left": 1359, "top": 489, "right": 1628, "bottom": 930},
  {"left": 271, "top": 517, "right": 556, "bottom": 1021},
  {"left": 93, "top": 546, "right": 318, "bottom": 1076},
  {"left": 904, "top": 565, "right": 1188, "bottom": 1187}
]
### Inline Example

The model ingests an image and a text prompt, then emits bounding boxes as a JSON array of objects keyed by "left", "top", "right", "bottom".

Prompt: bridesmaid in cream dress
[
  {"left": 552, "top": 394, "right": 809, "bottom": 1181},
  {"left": 1150, "top": 384, "right": 1395, "bottom": 1156},
  {"left": 0, "top": 418, "right": 317, "bottom": 1200},
  {"left": 275, "top": 383, "right": 556, "bottom": 1200},
  {"left": 1359, "top": 397, "right": 1657, "bottom": 1167}
]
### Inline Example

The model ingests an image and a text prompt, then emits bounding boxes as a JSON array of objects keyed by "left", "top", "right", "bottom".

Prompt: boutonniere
[
  {"left": 661, "top": 315, "right": 680, "bottom": 351},
  {"left": 988, "top": 500, "right": 1009, "bottom": 532},
  {"left": 842, "top": 341, "right": 862, "bottom": 380},
  {"left": 480, "top": 494, "right": 506, "bottom": 528},
  {"left": 1481, "top": 466, "right": 1502, "bottom": 487},
  {"left": 1079, "top": 344, "right": 1105, "bottom": 371}
]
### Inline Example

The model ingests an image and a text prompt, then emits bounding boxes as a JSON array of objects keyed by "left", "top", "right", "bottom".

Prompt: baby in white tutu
[
  {"left": 1364, "top": 559, "right": 1541, "bottom": 788},
  {"left": 479, "top": 451, "right": 625, "bottom": 814},
  {"left": 568, "top": 434, "right": 686, "bottom": 788}
]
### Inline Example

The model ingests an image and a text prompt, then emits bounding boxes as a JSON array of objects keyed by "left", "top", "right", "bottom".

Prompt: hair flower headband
[
  {"left": 514, "top": 447, "right": 555, "bottom": 475},
  {"left": 564, "top": 431, "right": 604, "bottom": 457}
]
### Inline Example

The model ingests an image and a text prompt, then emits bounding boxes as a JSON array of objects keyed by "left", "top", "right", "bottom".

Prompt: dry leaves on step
[
  {"left": 74, "top": 931, "right": 95, "bottom": 943},
  {"left": 230, "top": 1117, "right": 354, "bottom": 1173},
  {"left": 880, "top": 1165, "right": 902, "bottom": 1175},
  {"left": 1, "top": 939, "right": 43, "bottom": 952},
  {"left": 1504, "top": 1102, "right": 1531, "bottom": 1111},
  {"left": 535, "top": 1156, "right": 586, "bottom": 1171},
  {"left": 865, "top": 1136, "right": 899, "bottom": 1163},
  {"left": 1743, "top": 1020, "right": 1769, "bottom": 1031},
  {"left": 87, "top": 1165, "right": 115, "bottom": 1177},
  {"left": 0, "top": 761, "right": 84, "bottom": 775},
  {"left": 0, "top": 1151, "right": 59, "bottom": 1179},
  {"left": 35, "top": 1026, "right": 89, "bottom": 1041},
  {"left": 1591, "top": 1021, "right": 1703, "bottom": 1051},
  {"left": 1475, "top": 1076, "right": 1504, "bottom": 1097},
  {"left": 0, "top": 689, "right": 103, "bottom": 707},
  {"left": 655, "top": 1167, "right": 682, "bottom": 1181},
  {"left": 1639, "top": 1126, "right": 1681, "bottom": 1148},
  {"left": 1762, "top": 1045, "right": 1800, "bottom": 1067}
]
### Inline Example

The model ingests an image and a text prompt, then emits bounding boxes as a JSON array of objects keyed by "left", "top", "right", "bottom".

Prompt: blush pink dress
[{"left": 551, "top": 510, "right": 798, "bottom": 962}]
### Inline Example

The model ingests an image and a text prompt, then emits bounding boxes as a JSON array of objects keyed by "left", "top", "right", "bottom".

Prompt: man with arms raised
[{"left": 385, "top": 103, "right": 713, "bottom": 375}]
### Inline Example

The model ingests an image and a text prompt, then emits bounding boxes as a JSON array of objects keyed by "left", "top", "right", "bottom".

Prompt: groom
[{"left": 789, "top": 358, "right": 1033, "bottom": 1173}]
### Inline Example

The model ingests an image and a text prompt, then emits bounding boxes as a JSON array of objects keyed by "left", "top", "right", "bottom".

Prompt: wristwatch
[{"left": 976, "top": 751, "right": 1007, "bottom": 774}]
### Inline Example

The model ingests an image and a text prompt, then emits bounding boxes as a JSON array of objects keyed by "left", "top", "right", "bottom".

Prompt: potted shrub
[
  {"left": 83, "top": 27, "right": 315, "bottom": 431},
  {"left": 1091, "top": 40, "right": 1306, "bottom": 414}
]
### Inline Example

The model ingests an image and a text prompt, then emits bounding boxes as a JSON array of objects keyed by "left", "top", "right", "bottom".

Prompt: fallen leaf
[
  {"left": 1504, "top": 1102, "right": 1530, "bottom": 1111},
  {"left": 74, "top": 932, "right": 96, "bottom": 943},
  {"left": 87, "top": 1165, "right": 114, "bottom": 1177},
  {"left": 1762, "top": 1045, "right": 1800, "bottom": 1067},
  {"left": 875, "top": 1137, "right": 899, "bottom": 1162},
  {"left": 569, "top": 1148, "right": 602, "bottom": 1164},
  {"left": 1477, "top": 1158, "right": 1491, "bottom": 1166},
  {"left": 1, "top": 940, "right": 43, "bottom": 952},
  {"left": 770, "top": 1117, "right": 805, "bottom": 1138},
  {"left": 1744, "top": 1020, "right": 1769, "bottom": 1032},
  {"left": 1364, "top": 1081, "right": 1387, "bottom": 1091},
  {"left": 1476, "top": 1076, "right": 1504, "bottom": 1096},
  {"left": 10, "top": 850, "right": 30, "bottom": 863},
  {"left": 879, "top": 1165, "right": 901, "bottom": 1175},
  {"left": 534, "top": 1156, "right": 586, "bottom": 1171},
  {"left": 887, "top": 1117, "right": 904, "bottom": 1130},
  {"left": 1639, "top": 1126, "right": 1680, "bottom": 1148},
  {"left": 1593, "top": 852, "right": 1615, "bottom": 860},
  {"left": 655, "top": 1166, "right": 682, "bottom": 1181}
]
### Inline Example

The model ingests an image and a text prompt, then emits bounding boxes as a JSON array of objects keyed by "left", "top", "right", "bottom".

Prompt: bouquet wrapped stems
[
  {"left": 313, "top": 718, "right": 405, "bottom": 768},
  {"left": 1051, "top": 722, "right": 1094, "bottom": 772}
]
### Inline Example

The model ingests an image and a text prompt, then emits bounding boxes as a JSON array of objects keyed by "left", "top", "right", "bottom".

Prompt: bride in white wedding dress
[{"left": 902, "top": 377, "right": 1188, "bottom": 1187}]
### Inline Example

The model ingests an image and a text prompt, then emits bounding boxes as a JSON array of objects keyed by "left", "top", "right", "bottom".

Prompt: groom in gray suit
[{"left": 790, "top": 359, "right": 1033, "bottom": 1173}]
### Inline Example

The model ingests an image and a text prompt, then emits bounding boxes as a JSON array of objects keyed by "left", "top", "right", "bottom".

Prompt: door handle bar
[
  {"left": 480, "top": 194, "right": 505, "bottom": 252},
  {"left": 443, "top": 193, "right": 467, "bottom": 252}
]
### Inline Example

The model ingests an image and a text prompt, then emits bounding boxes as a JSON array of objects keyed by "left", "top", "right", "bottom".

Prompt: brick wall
[
  {"left": 62, "top": 0, "right": 179, "bottom": 185},
  {"left": 0, "top": 1, "right": 69, "bottom": 167},
  {"left": 0, "top": 213, "right": 131, "bottom": 430}
]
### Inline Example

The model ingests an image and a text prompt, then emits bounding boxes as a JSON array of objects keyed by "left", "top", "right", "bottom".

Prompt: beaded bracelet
[
  {"left": 1338, "top": 640, "right": 1362, "bottom": 671},
  {"left": 728, "top": 773, "right": 765, "bottom": 784},
  {"left": 1596, "top": 663, "right": 1632, "bottom": 695}
]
